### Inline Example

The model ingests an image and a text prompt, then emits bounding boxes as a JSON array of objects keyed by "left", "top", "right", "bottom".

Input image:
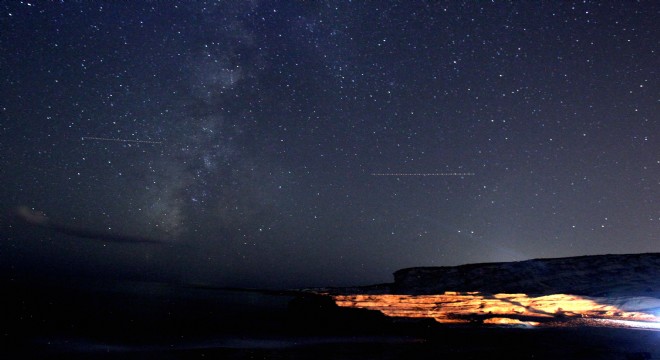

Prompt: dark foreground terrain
[{"left": 2, "top": 276, "right": 659, "bottom": 360}]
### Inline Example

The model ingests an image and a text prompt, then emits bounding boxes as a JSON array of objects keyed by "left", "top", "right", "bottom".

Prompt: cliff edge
[{"left": 391, "top": 253, "right": 660, "bottom": 297}]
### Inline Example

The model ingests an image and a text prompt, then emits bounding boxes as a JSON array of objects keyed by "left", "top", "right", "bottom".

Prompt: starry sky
[{"left": 1, "top": 1, "right": 658, "bottom": 288}]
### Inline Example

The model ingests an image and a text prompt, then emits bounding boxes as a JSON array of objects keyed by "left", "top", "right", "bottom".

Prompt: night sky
[{"left": 1, "top": 1, "right": 657, "bottom": 288}]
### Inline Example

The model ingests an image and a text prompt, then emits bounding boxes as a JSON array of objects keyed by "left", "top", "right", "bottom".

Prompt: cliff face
[
  {"left": 332, "top": 292, "right": 660, "bottom": 326},
  {"left": 391, "top": 253, "right": 660, "bottom": 297},
  {"left": 327, "top": 253, "right": 660, "bottom": 328}
]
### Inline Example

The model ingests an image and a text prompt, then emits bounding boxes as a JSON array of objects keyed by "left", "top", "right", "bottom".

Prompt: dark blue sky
[{"left": 1, "top": 1, "right": 657, "bottom": 288}]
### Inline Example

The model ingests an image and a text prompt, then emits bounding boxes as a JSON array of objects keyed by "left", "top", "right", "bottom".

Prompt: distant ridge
[{"left": 390, "top": 253, "right": 660, "bottom": 297}]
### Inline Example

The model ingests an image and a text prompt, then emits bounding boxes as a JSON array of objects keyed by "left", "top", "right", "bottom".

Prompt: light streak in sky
[
  {"left": 81, "top": 136, "right": 163, "bottom": 144},
  {"left": 371, "top": 173, "right": 475, "bottom": 176}
]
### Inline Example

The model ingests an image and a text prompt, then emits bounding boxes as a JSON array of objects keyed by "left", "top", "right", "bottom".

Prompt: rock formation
[{"left": 324, "top": 253, "right": 660, "bottom": 327}]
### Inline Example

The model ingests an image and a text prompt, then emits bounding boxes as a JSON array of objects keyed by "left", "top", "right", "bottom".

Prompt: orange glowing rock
[
  {"left": 331, "top": 292, "right": 660, "bottom": 327},
  {"left": 483, "top": 318, "right": 540, "bottom": 326}
]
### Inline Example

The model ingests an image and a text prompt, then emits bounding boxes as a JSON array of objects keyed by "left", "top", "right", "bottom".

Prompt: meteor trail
[
  {"left": 81, "top": 136, "right": 162, "bottom": 144},
  {"left": 371, "top": 173, "right": 475, "bottom": 176}
]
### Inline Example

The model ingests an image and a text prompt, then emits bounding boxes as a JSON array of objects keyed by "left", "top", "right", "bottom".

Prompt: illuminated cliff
[
  {"left": 332, "top": 292, "right": 660, "bottom": 327},
  {"left": 324, "top": 253, "right": 660, "bottom": 328}
]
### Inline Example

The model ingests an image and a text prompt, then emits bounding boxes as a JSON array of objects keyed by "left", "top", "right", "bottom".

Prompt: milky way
[{"left": 1, "top": 1, "right": 657, "bottom": 287}]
